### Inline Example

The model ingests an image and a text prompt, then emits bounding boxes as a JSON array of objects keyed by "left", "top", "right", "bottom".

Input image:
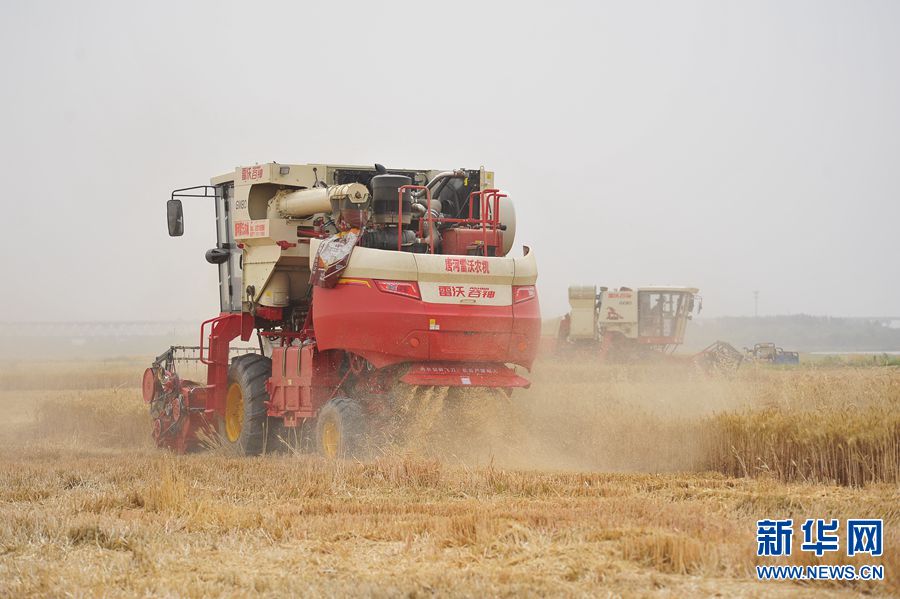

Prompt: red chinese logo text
[
  {"left": 241, "top": 166, "right": 264, "bottom": 181},
  {"left": 444, "top": 258, "right": 489, "bottom": 274}
]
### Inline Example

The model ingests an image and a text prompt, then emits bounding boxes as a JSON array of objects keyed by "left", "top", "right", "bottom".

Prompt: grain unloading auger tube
[{"left": 144, "top": 162, "right": 540, "bottom": 456}]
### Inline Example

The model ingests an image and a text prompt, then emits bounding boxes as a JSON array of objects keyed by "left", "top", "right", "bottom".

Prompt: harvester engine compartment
[
  {"left": 201, "top": 163, "right": 523, "bottom": 332},
  {"left": 326, "top": 166, "right": 507, "bottom": 256}
]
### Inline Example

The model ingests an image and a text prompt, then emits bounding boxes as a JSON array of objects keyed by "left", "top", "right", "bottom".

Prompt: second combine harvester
[{"left": 144, "top": 163, "right": 540, "bottom": 457}]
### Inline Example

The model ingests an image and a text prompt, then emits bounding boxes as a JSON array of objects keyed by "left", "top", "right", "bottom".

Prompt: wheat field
[{"left": 0, "top": 357, "right": 897, "bottom": 597}]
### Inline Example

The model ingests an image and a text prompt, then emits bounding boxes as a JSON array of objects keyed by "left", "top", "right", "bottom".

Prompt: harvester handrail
[
  {"left": 394, "top": 186, "right": 506, "bottom": 255},
  {"left": 480, "top": 189, "right": 505, "bottom": 256},
  {"left": 171, "top": 185, "right": 220, "bottom": 201},
  {"left": 467, "top": 190, "right": 481, "bottom": 221},
  {"left": 412, "top": 187, "right": 505, "bottom": 256},
  {"left": 199, "top": 315, "right": 230, "bottom": 365}
]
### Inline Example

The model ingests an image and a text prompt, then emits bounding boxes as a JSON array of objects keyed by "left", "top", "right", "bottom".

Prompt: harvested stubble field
[{"left": 0, "top": 358, "right": 897, "bottom": 597}]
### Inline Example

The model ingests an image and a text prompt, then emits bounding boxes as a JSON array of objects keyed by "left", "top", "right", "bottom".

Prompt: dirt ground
[{"left": 0, "top": 358, "right": 896, "bottom": 597}]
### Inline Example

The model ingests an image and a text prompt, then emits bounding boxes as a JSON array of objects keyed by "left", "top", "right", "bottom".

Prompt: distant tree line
[{"left": 686, "top": 315, "right": 900, "bottom": 352}]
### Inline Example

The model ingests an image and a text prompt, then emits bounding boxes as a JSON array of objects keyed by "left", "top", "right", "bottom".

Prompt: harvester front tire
[
  {"left": 315, "top": 397, "right": 367, "bottom": 459},
  {"left": 221, "top": 354, "right": 272, "bottom": 456}
]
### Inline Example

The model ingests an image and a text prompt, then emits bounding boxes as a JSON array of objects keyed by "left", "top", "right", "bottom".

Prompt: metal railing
[{"left": 395, "top": 186, "right": 506, "bottom": 256}]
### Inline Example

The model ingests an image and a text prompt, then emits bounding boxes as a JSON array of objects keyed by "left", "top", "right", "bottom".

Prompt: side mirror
[{"left": 167, "top": 199, "right": 184, "bottom": 237}]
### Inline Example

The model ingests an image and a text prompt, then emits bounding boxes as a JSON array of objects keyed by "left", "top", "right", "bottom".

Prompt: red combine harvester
[{"left": 143, "top": 163, "right": 540, "bottom": 457}]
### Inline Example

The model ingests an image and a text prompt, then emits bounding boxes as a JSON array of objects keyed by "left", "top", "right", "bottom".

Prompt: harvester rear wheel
[
  {"left": 220, "top": 354, "right": 272, "bottom": 456},
  {"left": 315, "top": 397, "right": 367, "bottom": 459}
]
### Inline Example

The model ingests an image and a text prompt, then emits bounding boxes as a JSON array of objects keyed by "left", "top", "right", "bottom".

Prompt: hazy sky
[{"left": 1, "top": 0, "right": 898, "bottom": 322}]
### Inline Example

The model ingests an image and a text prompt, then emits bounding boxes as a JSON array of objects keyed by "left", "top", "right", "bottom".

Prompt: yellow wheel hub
[
  {"left": 322, "top": 418, "right": 339, "bottom": 458},
  {"left": 224, "top": 383, "right": 244, "bottom": 443}
]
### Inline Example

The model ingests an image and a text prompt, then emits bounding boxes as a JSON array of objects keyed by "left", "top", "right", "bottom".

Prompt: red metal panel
[
  {"left": 441, "top": 228, "right": 503, "bottom": 256},
  {"left": 268, "top": 344, "right": 342, "bottom": 421},
  {"left": 312, "top": 282, "right": 541, "bottom": 369},
  {"left": 313, "top": 283, "right": 431, "bottom": 367},
  {"left": 268, "top": 347, "right": 297, "bottom": 416},
  {"left": 510, "top": 289, "right": 541, "bottom": 369},
  {"left": 400, "top": 362, "right": 531, "bottom": 388},
  {"left": 284, "top": 346, "right": 303, "bottom": 412},
  {"left": 428, "top": 331, "right": 511, "bottom": 362},
  {"left": 201, "top": 313, "right": 254, "bottom": 414}
]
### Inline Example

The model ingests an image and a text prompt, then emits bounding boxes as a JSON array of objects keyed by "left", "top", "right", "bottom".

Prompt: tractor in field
[
  {"left": 744, "top": 343, "right": 800, "bottom": 365},
  {"left": 142, "top": 162, "right": 540, "bottom": 457}
]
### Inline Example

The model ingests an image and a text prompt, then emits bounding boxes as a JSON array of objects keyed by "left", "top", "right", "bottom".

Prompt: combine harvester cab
[
  {"left": 557, "top": 285, "right": 701, "bottom": 359},
  {"left": 555, "top": 284, "right": 744, "bottom": 371},
  {"left": 143, "top": 163, "right": 540, "bottom": 457}
]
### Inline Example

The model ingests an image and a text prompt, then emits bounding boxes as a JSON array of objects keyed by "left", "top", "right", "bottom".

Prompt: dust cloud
[
  {"left": 381, "top": 356, "right": 750, "bottom": 473},
  {"left": 0, "top": 357, "right": 752, "bottom": 474}
]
